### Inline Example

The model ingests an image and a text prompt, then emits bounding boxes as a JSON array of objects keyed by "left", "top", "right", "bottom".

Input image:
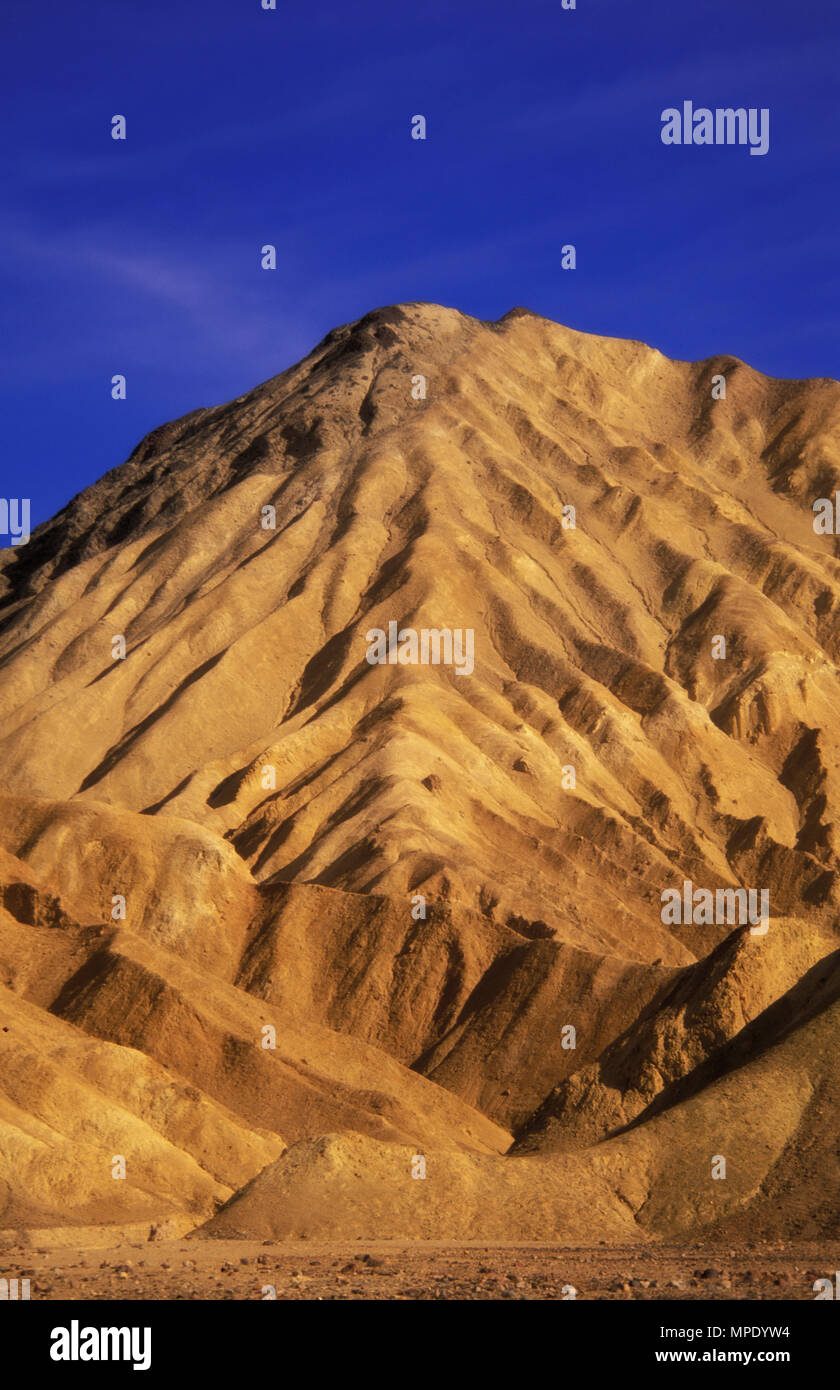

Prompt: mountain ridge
[{"left": 1, "top": 302, "right": 840, "bottom": 1242}]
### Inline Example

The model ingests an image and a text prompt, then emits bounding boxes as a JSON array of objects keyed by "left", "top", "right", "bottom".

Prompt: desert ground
[{"left": 1, "top": 1238, "right": 834, "bottom": 1301}]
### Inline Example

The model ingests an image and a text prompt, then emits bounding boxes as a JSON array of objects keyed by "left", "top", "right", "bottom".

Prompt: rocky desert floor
[{"left": 2, "top": 1238, "right": 836, "bottom": 1301}]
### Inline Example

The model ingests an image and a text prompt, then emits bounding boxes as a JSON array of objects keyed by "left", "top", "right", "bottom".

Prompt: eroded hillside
[{"left": 1, "top": 303, "right": 839, "bottom": 1241}]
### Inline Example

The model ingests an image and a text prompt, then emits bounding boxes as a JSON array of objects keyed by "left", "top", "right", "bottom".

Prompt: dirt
[{"left": 0, "top": 1239, "right": 834, "bottom": 1301}]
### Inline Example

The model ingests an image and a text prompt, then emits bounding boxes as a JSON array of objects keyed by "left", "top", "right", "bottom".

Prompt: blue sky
[{"left": 2, "top": 0, "right": 838, "bottom": 527}]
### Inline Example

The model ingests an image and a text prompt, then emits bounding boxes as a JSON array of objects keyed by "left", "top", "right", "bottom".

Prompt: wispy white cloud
[{"left": 0, "top": 212, "right": 322, "bottom": 386}]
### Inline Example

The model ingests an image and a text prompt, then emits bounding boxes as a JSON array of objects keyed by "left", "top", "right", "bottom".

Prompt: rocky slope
[{"left": 0, "top": 302, "right": 839, "bottom": 1242}]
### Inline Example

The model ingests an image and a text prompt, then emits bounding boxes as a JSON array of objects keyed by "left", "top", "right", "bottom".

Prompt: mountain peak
[{"left": 2, "top": 310, "right": 840, "bottom": 1241}]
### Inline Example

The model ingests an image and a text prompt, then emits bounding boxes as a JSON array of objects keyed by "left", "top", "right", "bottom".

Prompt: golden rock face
[{"left": 1, "top": 302, "right": 840, "bottom": 1242}]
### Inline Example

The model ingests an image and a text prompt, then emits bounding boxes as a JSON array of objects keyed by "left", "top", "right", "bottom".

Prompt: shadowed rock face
[{"left": 1, "top": 302, "right": 840, "bottom": 1242}]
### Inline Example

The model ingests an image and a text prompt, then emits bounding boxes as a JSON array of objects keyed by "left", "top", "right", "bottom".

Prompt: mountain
[{"left": 1, "top": 301, "right": 839, "bottom": 1244}]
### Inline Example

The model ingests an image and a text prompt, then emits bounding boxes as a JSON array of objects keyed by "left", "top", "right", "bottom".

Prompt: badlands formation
[{"left": 0, "top": 302, "right": 839, "bottom": 1247}]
